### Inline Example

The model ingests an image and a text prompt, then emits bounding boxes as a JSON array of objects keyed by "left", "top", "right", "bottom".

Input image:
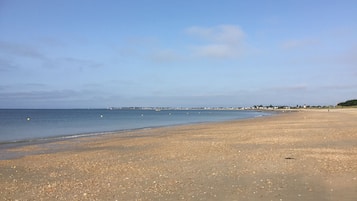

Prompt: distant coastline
[{"left": 108, "top": 104, "right": 337, "bottom": 111}]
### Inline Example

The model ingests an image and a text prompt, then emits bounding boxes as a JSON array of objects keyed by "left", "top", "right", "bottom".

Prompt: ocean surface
[{"left": 0, "top": 109, "right": 273, "bottom": 143}]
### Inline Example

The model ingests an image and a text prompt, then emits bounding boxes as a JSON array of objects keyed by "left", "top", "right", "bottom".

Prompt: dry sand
[{"left": 0, "top": 109, "right": 356, "bottom": 201}]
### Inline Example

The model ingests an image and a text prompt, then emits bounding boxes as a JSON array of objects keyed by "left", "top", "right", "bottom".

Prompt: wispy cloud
[
  {"left": 191, "top": 44, "right": 241, "bottom": 59},
  {"left": 0, "top": 41, "right": 103, "bottom": 70},
  {"left": 267, "top": 84, "right": 308, "bottom": 92},
  {"left": 338, "top": 45, "right": 357, "bottom": 68},
  {"left": 0, "top": 41, "right": 46, "bottom": 59},
  {"left": 185, "top": 25, "right": 246, "bottom": 59},
  {"left": 185, "top": 25, "right": 245, "bottom": 44},
  {"left": 287, "top": 44, "right": 357, "bottom": 72},
  {"left": 0, "top": 89, "right": 105, "bottom": 108},
  {"left": 281, "top": 39, "right": 320, "bottom": 49},
  {"left": 0, "top": 58, "right": 18, "bottom": 71},
  {"left": 149, "top": 49, "right": 183, "bottom": 63},
  {"left": 114, "top": 25, "right": 247, "bottom": 62},
  {"left": 0, "top": 88, "right": 110, "bottom": 102},
  {"left": 320, "top": 84, "right": 357, "bottom": 90},
  {"left": 36, "top": 37, "right": 66, "bottom": 47},
  {"left": 0, "top": 90, "right": 79, "bottom": 100},
  {"left": 54, "top": 57, "right": 103, "bottom": 69},
  {"left": 0, "top": 83, "right": 48, "bottom": 92}
]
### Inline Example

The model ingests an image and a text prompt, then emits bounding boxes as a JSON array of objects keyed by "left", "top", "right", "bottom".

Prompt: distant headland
[{"left": 337, "top": 99, "right": 357, "bottom": 107}]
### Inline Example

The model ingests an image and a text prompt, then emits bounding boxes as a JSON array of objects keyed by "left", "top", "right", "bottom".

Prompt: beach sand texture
[{"left": 0, "top": 109, "right": 356, "bottom": 200}]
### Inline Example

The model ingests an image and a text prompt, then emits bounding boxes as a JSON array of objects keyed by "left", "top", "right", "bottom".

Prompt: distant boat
[{"left": 155, "top": 109, "right": 161, "bottom": 112}]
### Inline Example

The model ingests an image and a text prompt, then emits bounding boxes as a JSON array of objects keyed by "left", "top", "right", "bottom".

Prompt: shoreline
[
  {"left": 0, "top": 110, "right": 276, "bottom": 152},
  {"left": 1, "top": 109, "right": 356, "bottom": 200},
  {"left": 0, "top": 109, "right": 274, "bottom": 145}
]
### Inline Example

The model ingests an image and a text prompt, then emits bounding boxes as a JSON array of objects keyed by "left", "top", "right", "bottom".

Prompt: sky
[{"left": 0, "top": 0, "right": 356, "bottom": 108}]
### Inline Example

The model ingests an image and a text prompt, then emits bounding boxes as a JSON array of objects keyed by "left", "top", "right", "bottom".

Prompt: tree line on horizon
[{"left": 337, "top": 99, "right": 357, "bottom": 107}]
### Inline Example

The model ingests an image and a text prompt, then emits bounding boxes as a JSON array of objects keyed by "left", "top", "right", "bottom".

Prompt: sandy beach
[{"left": 0, "top": 109, "right": 356, "bottom": 201}]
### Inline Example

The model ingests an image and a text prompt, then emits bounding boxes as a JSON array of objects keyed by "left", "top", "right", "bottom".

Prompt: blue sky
[{"left": 0, "top": 0, "right": 356, "bottom": 108}]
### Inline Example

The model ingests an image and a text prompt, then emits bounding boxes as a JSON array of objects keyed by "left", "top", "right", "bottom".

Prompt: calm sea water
[{"left": 0, "top": 109, "right": 272, "bottom": 143}]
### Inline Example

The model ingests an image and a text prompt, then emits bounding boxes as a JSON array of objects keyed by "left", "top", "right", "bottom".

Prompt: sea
[{"left": 0, "top": 109, "right": 273, "bottom": 144}]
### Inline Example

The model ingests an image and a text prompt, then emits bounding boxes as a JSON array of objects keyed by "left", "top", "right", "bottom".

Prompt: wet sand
[{"left": 0, "top": 109, "right": 356, "bottom": 200}]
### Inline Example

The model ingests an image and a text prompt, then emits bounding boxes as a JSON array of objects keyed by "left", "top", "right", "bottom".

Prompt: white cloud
[{"left": 185, "top": 25, "right": 246, "bottom": 59}]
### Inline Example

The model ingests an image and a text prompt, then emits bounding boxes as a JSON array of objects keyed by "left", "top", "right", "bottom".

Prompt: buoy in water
[
  {"left": 100, "top": 114, "right": 103, "bottom": 118},
  {"left": 26, "top": 117, "right": 31, "bottom": 121}
]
